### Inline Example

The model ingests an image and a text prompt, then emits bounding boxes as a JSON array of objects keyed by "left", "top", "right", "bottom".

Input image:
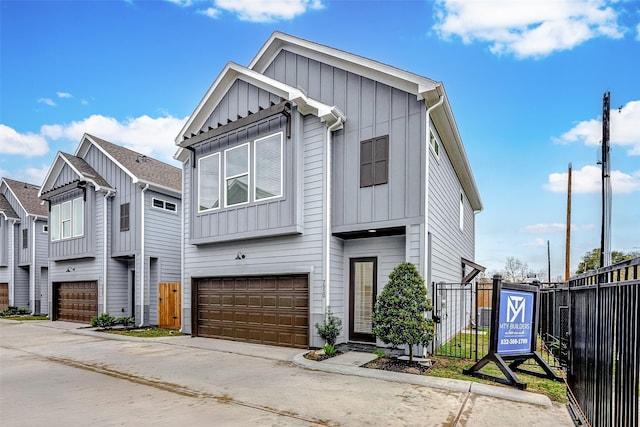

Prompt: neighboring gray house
[
  {"left": 175, "top": 32, "right": 483, "bottom": 349},
  {"left": 0, "top": 178, "right": 49, "bottom": 314},
  {"left": 38, "top": 134, "right": 182, "bottom": 326}
]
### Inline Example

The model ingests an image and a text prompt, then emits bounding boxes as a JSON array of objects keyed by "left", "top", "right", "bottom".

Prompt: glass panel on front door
[{"left": 350, "top": 258, "right": 377, "bottom": 342}]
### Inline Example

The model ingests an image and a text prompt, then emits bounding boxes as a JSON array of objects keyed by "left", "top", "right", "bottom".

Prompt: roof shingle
[{"left": 3, "top": 178, "right": 48, "bottom": 217}]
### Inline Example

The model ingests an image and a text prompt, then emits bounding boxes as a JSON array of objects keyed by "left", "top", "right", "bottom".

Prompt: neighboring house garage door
[
  {"left": 194, "top": 275, "right": 308, "bottom": 349},
  {"left": 54, "top": 281, "right": 98, "bottom": 323},
  {"left": 0, "top": 283, "right": 8, "bottom": 312}
]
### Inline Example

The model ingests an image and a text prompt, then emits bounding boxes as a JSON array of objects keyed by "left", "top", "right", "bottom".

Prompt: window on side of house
[
  {"left": 360, "top": 135, "right": 389, "bottom": 188},
  {"left": 120, "top": 203, "right": 130, "bottom": 232},
  {"left": 72, "top": 197, "right": 83, "bottom": 237},
  {"left": 22, "top": 229, "right": 28, "bottom": 249},
  {"left": 61, "top": 200, "right": 72, "bottom": 239},
  {"left": 50, "top": 196, "right": 84, "bottom": 240},
  {"left": 152, "top": 198, "right": 177, "bottom": 213},
  {"left": 50, "top": 205, "right": 60, "bottom": 241},
  {"left": 430, "top": 131, "right": 440, "bottom": 157},
  {"left": 42, "top": 225, "right": 48, "bottom": 233},
  {"left": 225, "top": 143, "right": 249, "bottom": 207},
  {"left": 198, "top": 152, "right": 220, "bottom": 212},
  {"left": 459, "top": 192, "right": 464, "bottom": 231},
  {"left": 254, "top": 132, "right": 283, "bottom": 201}
]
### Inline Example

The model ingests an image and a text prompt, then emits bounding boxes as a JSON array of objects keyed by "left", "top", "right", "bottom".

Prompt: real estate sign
[{"left": 496, "top": 289, "right": 535, "bottom": 355}]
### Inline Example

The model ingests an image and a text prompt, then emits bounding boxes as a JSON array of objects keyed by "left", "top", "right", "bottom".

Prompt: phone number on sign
[{"left": 500, "top": 338, "right": 528, "bottom": 345}]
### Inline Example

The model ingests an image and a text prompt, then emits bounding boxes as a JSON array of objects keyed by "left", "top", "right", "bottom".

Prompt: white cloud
[
  {"left": 522, "top": 238, "right": 546, "bottom": 247},
  {"left": 521, "top": 223, "right": 595, "bottom": 233},
  {"left": 198, "top": 7, "right": 220, "bottom": 19},
  {"left": 166, "top": 0, "right": 194, "bottom": 6},
  {"left": 193, "top": 0, "right": 323, "bottom": 22},
  {"left": 545, "top": 164, "right": 640, "bottom": 194},
  {"left": 637, "top": 22, "right": 640, "bottom": 41},
  {"left": 0, "top": 124, "right": 49, "bottom": 156},
  {"left": 41, "top": 114, "right": 188, "bottom": 165},
  {"left": 21, "top": 165, "right": 51, "bottom": 185},
  {"left": 57, "top": 92, "right": 73, "bottom": 99},
  {"left": 433, "top": 0, "right": 624, "bottom": 58},
  {"left": 554, "top": 100, "right": 640, "bottom": 156},
  {"left": 38, "top": 98, "right": 56, "bottom": 107}
]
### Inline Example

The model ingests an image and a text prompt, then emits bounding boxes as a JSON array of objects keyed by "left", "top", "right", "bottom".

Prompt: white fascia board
[
  {"left": 137, "top": 180, "right": 182, "bottom": 199},
  {"left": 3, "top": 182, "right": 28, "bottom": 219},
  {"left": 176, "top": 62, "right": 339, "bottom": 145},
  {"left": 249, "top": 32, "right": 439, "bottom": 99},
  {"left": 82, "top": 134, "right": 138, "bottom": 184},
  {"left": 38, "top": 152, "right": 66, "bottom": 198}
]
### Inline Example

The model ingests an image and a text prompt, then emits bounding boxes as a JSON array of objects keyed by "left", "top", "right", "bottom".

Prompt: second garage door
[
  {"left": 194, "top": 275, "right": 308, "bottom": 348},
  {"left": 55, "top": 281, "right": 98, "bottom": 323},
  {"left": 0, "top": 283, "right": 8, "bottom": 312}
]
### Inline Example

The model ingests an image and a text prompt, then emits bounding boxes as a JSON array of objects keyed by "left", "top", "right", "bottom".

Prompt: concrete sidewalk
[{"left": 2, "top": 320, "right": 574, "bottom": 426}]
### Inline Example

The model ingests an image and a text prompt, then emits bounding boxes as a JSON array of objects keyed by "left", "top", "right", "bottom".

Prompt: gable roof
[
  {"left": 175, "top": 62, "right": 344, "bottom": 146},
  {"left": 249, "top": 32, "right": 481, "bottom": 211},
  {"left": 39, "top": 152, "right": 115, "bottom": 200},
  {"left": 2, "top": 178, "right": 48, "bottom": 219},
  {"left": 70, "top": 134, "right": 181, "bottom": 196},
  {"left": 0, "top": 193, "right": 19, "bottom": 220}
]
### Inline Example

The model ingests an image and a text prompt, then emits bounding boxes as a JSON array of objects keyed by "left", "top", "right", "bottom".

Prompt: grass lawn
[
  {"left": 105, "top": 328, "right": 185, "bottom": 338},
  {"left": 1, "top": 315, "right": 50, "bottom": 321}
]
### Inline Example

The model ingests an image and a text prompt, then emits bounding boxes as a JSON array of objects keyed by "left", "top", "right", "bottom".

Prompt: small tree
[
  {"left": 372, "top": 262, "right": 434, "bottom": 361},
  {"left": 315, "top": 307, "right": 342, "bottom": 346}
]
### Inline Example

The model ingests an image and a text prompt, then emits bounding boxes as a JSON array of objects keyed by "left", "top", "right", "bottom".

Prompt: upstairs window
[
  {"left": 120, "top": 203, "right": 130, "bottom": 232},
  {"left": 254, "top": 133, "right": 282, "bottom": 201},
  {"left": 459, "top": 192, "right": 464, "bottom": 231},
  {"left": 430, "top": 131, "right": 440, "bottom": 157},
  {"left": 50, "top": 196, "right": 84, "bottom": 241},
  {"left": 225, "top": 143, "right": 249, "bottom": 207},
  {"left": 152, "top": 198, "right": 177, "bottom": 212},
  {"left": 199, "top": 153, "right": 220, "bottom": 212},
  {"left": 360, "top": 136, "right": 389, "bottom": 187},
  {"left": 22, "top": 229, "right": 28, "bottom": 249}
]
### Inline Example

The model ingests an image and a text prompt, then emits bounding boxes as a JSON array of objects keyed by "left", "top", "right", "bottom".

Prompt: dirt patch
[{"left": 362, "top": 356, "right": 435, "bottom": 375}]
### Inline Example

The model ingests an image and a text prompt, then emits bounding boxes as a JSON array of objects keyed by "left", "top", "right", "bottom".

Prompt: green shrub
[
  {"left": 0, "top": 306, "right": 29, "bottom": 317},
  {"left": 373, "top": 349, "right": 386, "bottom": 358},
  {"left": 115, "top": 316, "right": 135, "bottom": 326},
  {"left": 372, "top": 262, "right": 434, "bottom": 361},
  {"left": 323, "top": 344, "right": 337, "bottom": 357},
  {"left": 90, "top": 313, "right": 117, "bottom": 328},
  {"left": 315, "top": 307, "right": 342, "bottom": 346}
]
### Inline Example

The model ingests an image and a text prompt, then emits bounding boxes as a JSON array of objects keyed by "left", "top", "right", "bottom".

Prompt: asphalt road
[{"left": 0, "top": 320, "right": 574, "bottom": 426}]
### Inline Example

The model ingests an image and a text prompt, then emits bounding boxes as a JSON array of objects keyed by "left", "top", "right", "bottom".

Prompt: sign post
[{"left": 463, "top": 275, "right": 563, "bottom": 389}]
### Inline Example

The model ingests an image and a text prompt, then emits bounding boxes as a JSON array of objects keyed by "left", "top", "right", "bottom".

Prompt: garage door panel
[
  {"left": 195, "top": 275, "right": 308, "bottom": 349},
  {"left": 55, "top": 281, "right": 97, "bottom": 323}
]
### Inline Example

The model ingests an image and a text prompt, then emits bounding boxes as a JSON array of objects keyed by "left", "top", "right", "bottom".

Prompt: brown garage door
[
  {"left": 55, "top": 281, "right": 98, "bottom": 323},
  {"left": 0, "top": 283, "right": 8, "bottom": 312},
  {"left": 194, "top": 275, "right": 308, "bottom": 349}
]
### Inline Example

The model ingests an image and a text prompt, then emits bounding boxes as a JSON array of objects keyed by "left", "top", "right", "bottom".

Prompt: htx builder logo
[{"left": 507, "top": 295, "right": 526, "bottom": 323}]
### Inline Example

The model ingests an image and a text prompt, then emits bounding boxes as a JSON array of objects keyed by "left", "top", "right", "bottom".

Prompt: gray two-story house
[
  {"left": 175, "top": 32, "right": 483, "bottom": 349},
  {"left": 38, "top": 134, "right": 182, "bottom": 326},
  {"left": 0, "top": 178, "right": 49, "bottom": 314}
]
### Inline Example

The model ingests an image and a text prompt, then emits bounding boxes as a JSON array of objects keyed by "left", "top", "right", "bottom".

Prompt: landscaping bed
[{"left": 362, "top": 356, "right": 434, "bottom": 375}]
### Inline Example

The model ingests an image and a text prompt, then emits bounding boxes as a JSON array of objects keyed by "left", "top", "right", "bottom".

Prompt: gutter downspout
[
  {"left": 139, "top": 184, "right": 149, "bottom": 327},
  {"left": 324, "top": 109, "right": 346, "bottom": 319},
  {"left": 103, "top": 190, "right": 114, "bottom": 314},
  {"left": 30, "top": 216, "right": 36, "bottom": 314},
  {"left": 424, "top": 94, "right": 444, "bottom": 357},
  {"left": 9, "top": 219, "right": 17, "bottom": 306},
  {"left": 180, "top": 160, "right": 186, "bottom": 333}
]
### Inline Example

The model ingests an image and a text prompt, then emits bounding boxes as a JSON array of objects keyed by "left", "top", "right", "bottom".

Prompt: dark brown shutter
[
  {"left": 360, "top": 136, "right": 388, "bottom": 187},
  {"left": 120, "top": 203, "right": 130, "bottom": 231}
]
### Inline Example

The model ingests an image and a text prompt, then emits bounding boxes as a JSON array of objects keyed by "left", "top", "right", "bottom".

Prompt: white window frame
[
  {"left": 253, "top": 132, "right": 283, "bottom": 202},
  {"left": 42, "top": 225, "right": 48, "bottom": 233},
  {"left": 459, "top": 191, "right": 464, "bottom": 232},
  {"left": 152, "top": 197, "right": 178, "bottom": 213},
  {"left": 429, "top": 129, "right": 441, "bottom": 160},
  {"left": 224, "top": 143, "right": 250, "bottom": 208},
  {"left": 198, "top": 152, "right": 221, "bottom": 213},
  {"left": 51, "top": 196, "right": 84, "bottom": 241}
]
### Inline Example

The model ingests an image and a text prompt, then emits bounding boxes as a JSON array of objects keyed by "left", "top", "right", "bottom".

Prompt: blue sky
[{"left": 1, "top": 0, "right": 639, "bottom": 278}]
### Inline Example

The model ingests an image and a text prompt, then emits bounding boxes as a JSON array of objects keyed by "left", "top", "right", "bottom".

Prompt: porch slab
[{"left": 323, "top": 351, "right": 378, "bottom": 367}]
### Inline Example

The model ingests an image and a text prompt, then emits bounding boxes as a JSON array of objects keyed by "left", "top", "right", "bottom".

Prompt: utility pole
[
  {"left": 600, "top": 91, "right": 612, "bottom": 268},
  {"left": 565, "top": 163, "right": 572, "bottom": 280}
]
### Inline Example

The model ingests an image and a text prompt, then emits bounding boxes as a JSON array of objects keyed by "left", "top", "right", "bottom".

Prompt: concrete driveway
[{"left": 0, "top": 320, "right": 573, "bottom": 426}]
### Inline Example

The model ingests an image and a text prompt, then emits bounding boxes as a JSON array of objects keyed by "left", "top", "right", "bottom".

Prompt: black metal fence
[{"left": 561, "top": 258, "right": 640, "bottom": 427}]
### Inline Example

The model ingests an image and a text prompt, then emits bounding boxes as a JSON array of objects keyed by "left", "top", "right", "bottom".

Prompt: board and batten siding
[
  {"left": 0, "top": 218, "right": 8, "bottom": 268},
  {"left": 428, "top": 137, "right": 475, "bottom": 284},
  {"left": 263, "top": 50, "right": 426, "bottom": 232},
  {"left": 182, "top": 115, "right": 328, "bottom": 347},
  {"left": 49, "top": 188, "right": 96, "bottom": 260}
]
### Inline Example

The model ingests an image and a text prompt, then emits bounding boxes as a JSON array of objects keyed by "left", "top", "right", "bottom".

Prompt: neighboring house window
[
  {"left": 22, "top": 229, "right": 28, "bottom": 249},
  {"left": 120, "top": 203, "right": 130, "bottom": 231},
  {"left": 254, "top": 133, "right": 283, "bottom": 201},
  {"left": 43, "top": 225, "right": 48, "bottom": 233},
  {"left": 152, "top": 198, "right": 177, "bottom": 212},
  {"left": 225, "top": 143, "right": 249, "bottom": 207},
  {"left": 51, "top": 197, "right": 84, "bottom": 240},
  {"left": 459, "top": 192, "right": 464, "bottom": 231},
  {"left": 51, "top": 205, "right": 60, "bottom": 241},
  {"left": 198, "top": 152, "right": 220, "bottom": 212},
  {"left": 360, "top": 135, "right": 388, "bottom": 187},
  {"left": 429, "top": 131, "right": 440, "bottom": 157}
]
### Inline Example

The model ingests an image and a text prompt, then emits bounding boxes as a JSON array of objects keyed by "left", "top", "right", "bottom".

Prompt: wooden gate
[{"left": 158, "top": 282, "right": 181, "bottom": 329}]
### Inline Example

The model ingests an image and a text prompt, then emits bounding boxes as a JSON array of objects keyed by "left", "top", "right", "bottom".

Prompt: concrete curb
[{"left": 293, "top": 352, "right": 552, "bottom": 407}]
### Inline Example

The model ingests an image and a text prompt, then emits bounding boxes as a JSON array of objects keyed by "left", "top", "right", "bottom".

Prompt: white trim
[
  {"left": 224, "top": 143, "right": 250, "bottom": 208},
  {"left": 139, "top": 184, "right": 149, "bottom": 327},
  {"left": 151, "top": 197, "right": 178, "bottom": 213},
  {"left": 253, "top": 132, "right": 283, "bottom": 202},
  {"left": 51, "top": 196, "right": 84, "bottom": 241},
  {"left": 42, "top": 225, "right": 48, "bottom": 233},
  {"left": 197, "top": 152, "right": 221, "bottom": 213}
]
